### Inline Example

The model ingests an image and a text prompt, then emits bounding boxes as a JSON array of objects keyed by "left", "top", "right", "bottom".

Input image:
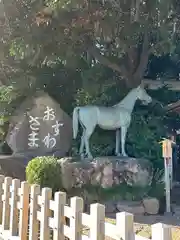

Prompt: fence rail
[{"left": 0, "top": 175, "right": 172, "bottom": 240}]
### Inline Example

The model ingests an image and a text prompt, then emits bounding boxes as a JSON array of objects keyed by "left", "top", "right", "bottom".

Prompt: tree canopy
[{"left": 1, "top": 0, "right": 180, "bottom": 89}]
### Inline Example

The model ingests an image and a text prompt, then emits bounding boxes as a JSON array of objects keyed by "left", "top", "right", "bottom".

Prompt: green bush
[{"left": 26, "top": 156, "right": 62, "bottom": 193}]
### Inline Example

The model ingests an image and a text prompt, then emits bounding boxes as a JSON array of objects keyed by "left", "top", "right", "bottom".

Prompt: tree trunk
[
  {"left": 129, "top": 75, "right": 142, "bottom": 88},
  {"left": 125, "top": 32, "right": 150, "bottom": 88},
  {"left": 87, "top": 32, "right": 150, "bottom": 89}
]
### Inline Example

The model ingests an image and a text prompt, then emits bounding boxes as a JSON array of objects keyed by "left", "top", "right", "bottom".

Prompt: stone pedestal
[{"left": 59, "top": 156, "right": 153, "bottom": 190}]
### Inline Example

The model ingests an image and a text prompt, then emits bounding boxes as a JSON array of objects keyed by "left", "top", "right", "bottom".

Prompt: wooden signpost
[{"left": 161, "top": 138, "right": 173, "bottom": 214}]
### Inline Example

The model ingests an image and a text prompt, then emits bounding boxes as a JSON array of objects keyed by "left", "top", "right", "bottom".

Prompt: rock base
[
  {"left": 104, "top": 197, "right": 160, "bottom": 216},
  {"left": 59, "top": 156, "right": 153, "bottom": 189},
  {"left": 0, "top": 154, "right": 26, "bottom": 181},
  {"left": 58, "top": 156, "right": 160, "bottom": 215},
  {"left": 142, "top": 197, "right": 159, "bottom": 215}
]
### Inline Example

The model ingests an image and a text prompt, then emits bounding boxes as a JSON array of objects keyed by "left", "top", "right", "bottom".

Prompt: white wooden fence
[{"left": 0, "top": 175, "right": 172, "bottom": 240}]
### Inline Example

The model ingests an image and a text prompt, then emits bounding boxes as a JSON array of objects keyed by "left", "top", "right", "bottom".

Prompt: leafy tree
[{"left": 2, "top": 0, "right": 179, "bottom": 88}]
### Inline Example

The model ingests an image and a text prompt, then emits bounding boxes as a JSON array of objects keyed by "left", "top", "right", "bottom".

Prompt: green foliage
[
  {"left": 0, "top": 86, "right": 15, "bottom": 103},
  {"left": 126, "top": 106, "right": 165, "bottom": 169},
  {"left": 26, "top": 156, "right": 62, "bottom": 193},
  {"left": 147, "top": 168, "right": 165, "bottom": 199},
  {"left": 9, "top": 38, "right": 27, "bottom": 60},
  {"left": 2, "top": 0, "right": 179, "bottom": 91},
  {"left": 0, "top": 85, "right": 20, "bottom": 150},
  {"left": 0, "top": 85, "right": 20, "bottom": 117}
]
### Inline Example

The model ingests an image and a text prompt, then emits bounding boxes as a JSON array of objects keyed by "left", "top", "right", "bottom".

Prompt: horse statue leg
[
  {"left": 84, "top": 134, "right": 93, "bottom": 159},
  {"left": 79, "top": 130, "right": 85, "bottom": 159},
  {"left": 84, "top": 127, "right": 94, "bottom": 160},
  {"left": 115, "top": 129, "right": 121, "bottom": 156},
  {"left": 121, "top": 126, "right": 128, "bottom": 157}
]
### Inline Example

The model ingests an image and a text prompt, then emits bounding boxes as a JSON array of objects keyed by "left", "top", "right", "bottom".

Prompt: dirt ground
[
  {"left": 82, "top": 214, "right": 180, "bottom": 239},
  {"left": 104, "top": 214, "right": 180, "bottom": 240}
]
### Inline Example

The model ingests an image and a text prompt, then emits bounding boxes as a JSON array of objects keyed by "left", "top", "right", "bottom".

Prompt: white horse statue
[{"left": 73, "top": 85, "right": 152, "bottom": 159}]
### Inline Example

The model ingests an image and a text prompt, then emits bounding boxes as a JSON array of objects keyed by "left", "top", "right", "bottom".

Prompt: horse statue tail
[{"left": 73, "top": 107, "right": 80, "bottom": 139}]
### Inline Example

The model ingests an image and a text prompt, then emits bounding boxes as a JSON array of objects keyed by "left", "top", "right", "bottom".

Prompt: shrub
[
  {"left": 26, "top": 156, "right": 62, "bottom": 193},
  {"left": 147, "top": 168, "right": 165, "bottom": 199}
]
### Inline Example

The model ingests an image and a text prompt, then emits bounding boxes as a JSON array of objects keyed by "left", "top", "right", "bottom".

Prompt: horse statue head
[{"left": 135, "top": 84, "right": 152, "bottom": 105}]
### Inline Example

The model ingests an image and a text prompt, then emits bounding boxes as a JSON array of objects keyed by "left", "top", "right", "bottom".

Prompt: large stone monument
[{"left": 6, "top": 91, "right": 72, "bottom": 163}]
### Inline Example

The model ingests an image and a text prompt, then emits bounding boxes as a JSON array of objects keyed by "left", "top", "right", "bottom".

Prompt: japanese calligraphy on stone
[{"left": 28, "top": 106, "right": 63, "bottom": 149}]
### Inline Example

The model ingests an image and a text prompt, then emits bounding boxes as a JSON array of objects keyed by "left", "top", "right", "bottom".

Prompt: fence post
[
  {"left": 53, "top": 191, "right": 66, "bottom": 240},
  {"left": 19, "top": 182, "right": 30, "bottom": 240},
  {"left": 10, "top": 179, "right": 20, "bottom": 236},
  {"left": 89, "top": 203, "right": 105, "bottom": 240},
  {"left": 116, "top": 212, "right": 135, "bottom": 240},
  {"left": 0, "top": 175, "right": 4, "bottom": 224},
  {"left": 70, "top": 196, "right": 83, "bottom": 240},
  {"left": 2, "top": 177, "right": 12, "bottom": 230},
  {"left": 29, "top": 184, "right": 40, "bottom": 240},
  {"left": 152, "top": 223, "right": 172, "bottom": 240},
  {"left": 40, "top": 188, "right": 52, "bottom": 240}
]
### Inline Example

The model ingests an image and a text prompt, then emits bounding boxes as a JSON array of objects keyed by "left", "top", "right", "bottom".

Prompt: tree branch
[
  {"left": 148, "top": 40, "right": 168, "bottom": 55},
  {"left": 29, "top": 47, "right": 41, "bottom": 66},
  {"left": 133, "top": 31, "right": 150, "bottom": 80},
  {"left": 126, "top": 46, "right": 138, "bottom": 74},
  {"left": 134, "top": 0, "right": 141, "bottom": 21},
  {"left": 87, "top": 45, "right": 130, "bottom": 79}
]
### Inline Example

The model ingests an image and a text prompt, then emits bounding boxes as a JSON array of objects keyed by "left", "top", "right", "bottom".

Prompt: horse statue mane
[{"left": 72, "top": 85, "right": 152, "bottom": 160}]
